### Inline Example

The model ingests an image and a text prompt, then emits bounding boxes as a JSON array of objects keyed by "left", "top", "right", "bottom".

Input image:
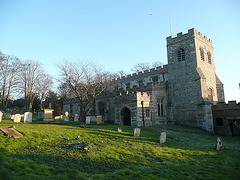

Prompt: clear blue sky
[{"left": 0, "top": 0, "right": 239, "bottom": 102}]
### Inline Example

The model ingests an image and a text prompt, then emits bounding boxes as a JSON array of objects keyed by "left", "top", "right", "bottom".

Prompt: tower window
[
  {"left": 178, "top": 48, "right": 185, "bottom": 62},
  {"left": 207, "top": 52, "right": 212, "bottom": 64},
  {"left": 200, "top": 47, "right": 205, "bottom": 61}
]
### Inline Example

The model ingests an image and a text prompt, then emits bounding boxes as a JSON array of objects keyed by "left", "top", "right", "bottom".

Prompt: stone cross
[
  {"left": 0, "top": 111, "right": 3, "bottom": 122},
  {"left": 216, "top": 137, "right": 224, "bottom": 150},
  {"left": 134, "top": 128, "right": 141, "bottom": 136},
  {"left": 160, "top": 132, "right": 166, "bottom": 144},
  {"left": 74, "top": 114, "right": 79, "bottom": 122},
  {"left": 13, "top": 114, "right": 21, "bottom": 122},
  {"left": 24, "top": 112, "right": 32, "bottom": 123},
  {"left": 64, "top": 112, "right": 69, "bottom": 121}
]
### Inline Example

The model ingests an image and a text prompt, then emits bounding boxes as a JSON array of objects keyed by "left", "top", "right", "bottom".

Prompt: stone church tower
[{"left": 167, "top": 28, "right": 219, "bottom": 133}]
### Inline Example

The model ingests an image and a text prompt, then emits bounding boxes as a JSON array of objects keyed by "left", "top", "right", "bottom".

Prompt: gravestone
[
  {"left": 134, "top": 128, "right": 141, "bottom": 136},
  {"left": 38, "top": 111, "right": 44, "bottom": 119},
  {"left": 6, "top": 113, "right": 11, "bottom": 118},
  {"left": 74, "top": 114, "right": 79, "bottom": 122},
  {"left": 64, "top": 112, "right": 69, "bottom": 121},
  {"left": 13, "top": 114, "right": 21, "bottom": 122},
  {"left": 216, "top": 137, "right": 224, "bottom": 150},
  {"left": 11, "top": 115, "right": 15, "bottom": 120},
  {"left": 86, "top": 116, "right": 91, "bottom": 124},
  {"left": 160, "top": 132, "right": 166, "bottom": 144},
  {"left": 96, "top": 115, "right": 104, "bottom": 124},
  {"left": 117, "top": 127, "right": 122, "bottom": 132},
  {"left": 24, "top": 112, "right": 32, "bottom": 123},
  {"left": 0, "top": 128, "right": 23, "bottom": 138},
  {"left": 20, "top": 114, "right": 24, "bottom": 122},
  {"left": 43, "top": 109, "right": 54, "bottom": 122},
  {"left": 0, "top": 111, "right": 3, "bottom": 122},
  {"left": 60, "top": 115, "right": 63, "bottom": 120},
  {"left": 54, "top": 116, "right": 61, "bottom": 120}
]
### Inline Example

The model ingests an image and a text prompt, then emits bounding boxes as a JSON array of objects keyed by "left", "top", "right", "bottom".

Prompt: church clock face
[{"left": 203, "top": 44, "right": 208, "bottom": 53}]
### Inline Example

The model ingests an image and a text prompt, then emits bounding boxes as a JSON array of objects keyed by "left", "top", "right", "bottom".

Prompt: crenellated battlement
[
  {"left": 167, "top": 28, "right": 212, "bottom": 46},
  {"left": 114, "top": 65, "right": 168, "bottom": 83}
]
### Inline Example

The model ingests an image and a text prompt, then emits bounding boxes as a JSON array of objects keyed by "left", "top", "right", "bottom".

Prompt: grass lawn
[{"left": 0, "top": 118, "right": 240, "bottom": 179}]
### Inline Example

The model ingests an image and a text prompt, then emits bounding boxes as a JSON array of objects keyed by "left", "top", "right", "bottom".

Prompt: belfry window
[
  {"left": 157, "top": 99, "right": 164, "bottom": 116},
  {"left": 200, "top": 47, "right": 205, "bottom": 61},
  {"left": 178, "top": 48, "right": 185, "bottom": 62},
  {"left": 207, "top": 52, "right": 212, "bottom": 64}
]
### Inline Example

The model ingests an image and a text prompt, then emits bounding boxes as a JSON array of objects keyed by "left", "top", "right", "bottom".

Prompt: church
[{"left": 63, "top": 28, "right": 226, "bottom": 133}]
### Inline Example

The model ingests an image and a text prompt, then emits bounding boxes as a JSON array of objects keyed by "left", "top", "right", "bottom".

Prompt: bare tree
[
  {"left": 0, "top": 51, "right": 21, "bottom": 109},
  {"left": 114, "top": 70, "right": 127, "bottom": 78},
  {"left": 131, "top": 62, "right": 150, "bottom": 73},
  {"left": 131, "top": 61, "right": 164, "bottom": 73},
  {"left": 58, "top": 60, "right": 113, "bottom": 121},
  {"left": 37, "top": 74, "right": 53, "bottom": 110},
  {"left": 18, "top": 60, "right": 51, "bottom": 111}
]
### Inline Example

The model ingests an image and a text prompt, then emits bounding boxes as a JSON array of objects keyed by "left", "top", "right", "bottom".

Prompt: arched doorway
[
  {"left": 121, "top": 107, "right": 131, "bottom": 126},
  {"left": 98, "top": 102, "right": 105, "bottom": 116}
]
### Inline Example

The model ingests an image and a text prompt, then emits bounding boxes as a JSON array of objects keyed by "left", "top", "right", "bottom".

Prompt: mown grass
[{"left": 0, "top": 119, "right": 240, "bottom": 180}]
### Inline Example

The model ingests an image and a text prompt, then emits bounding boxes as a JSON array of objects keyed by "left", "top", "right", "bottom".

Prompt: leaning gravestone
[
  {"left": 13, "top": 114, "right": 21, "bottom": 122},
  {"left": 64, "top": 112, "right": 69, "bottom": 121},
  {"left": 216, "top": 137, "right": 224, "bottom": 150},
  {"left": 43, "top": 109, "right": 54, "bottom": 122},
  {"left": 74, "top": 114, "right": 79, "bottom": 122},
  {"left": 24, "top": 112, "right": 32, "bottom": 123},
  {"left": 160, "top": 132, "right": 166, "bottom": 144},
  {"left": 0, "top": 111, "right": 3, "bottom": 122},
  {"left": 134, "top": 128, "right": 141, "bottom": 136}
]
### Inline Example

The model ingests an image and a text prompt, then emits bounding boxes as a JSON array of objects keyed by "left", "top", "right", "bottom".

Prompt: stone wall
[{"left": 212, "top": 101, "right": 240, "bottom": 135}]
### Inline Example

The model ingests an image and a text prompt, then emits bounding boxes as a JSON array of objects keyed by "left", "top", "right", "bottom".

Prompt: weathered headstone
[
  {"left": 43, "top": 109, "right": 54, "bottom": 122},
  {"left": 86, "top": 116, "right": 91, "bottom": 124},
  {"left": 96, "top": 115, "right": 104, "bottom": 124},
  {"left": 54, "top": 116, "right": 61, "bottom": 120},
  {"left": 24, "top": 112, "right": 32, "bottom": 123},
  {"left": 38, "top": 111, "right": 44, "bottom": 119},
  {"left": 134, "top": 128, "right": 141, "bottom": 136},
  {"left": 64, "top": 112, "right": 69, "bottom": 121},
  {"left": 0, "top": 128, "right": 23, "bottom": 138},
  {"left": 20, "top": 114, "right": 24, "bottom": 122},
  {"left": 160, "top": 132, "right": 166, "bottom": 144},
  {"left": 60, "top": 115, "right": 63, "bottom": 120},
  {"left": 13, "top": 114, "right": 21, "bottom": 122},
  {"left": 216, "top": 137, "right": 224, "bottom": 150},
  {"left": 6, "top": 113, "right": 11, "bottom": 118},
  {"left": 74, "top": 114, "right": 79, "bottom": 122},
  {"left": 0, "top": 111, "right": 3, "bottom": 122},
  {"left": 117, "top": 127, "right": 122, "bottom": 132}
]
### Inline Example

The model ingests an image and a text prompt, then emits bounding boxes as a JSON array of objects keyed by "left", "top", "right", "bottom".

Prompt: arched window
[
  {"left": 200, "top": 47, "right": 205, "bottom": 61},
  {"left": 207, "top": 87, "right": 213, "bottom": 103},
  {"left": 157, "top": 99, "right": 164, "bottom": 116},
  {"left": 178, "top": 48, "right": 185, "bottom": 62},
  {"left": 207, "top": 52, "right": 212, "bottom": 64}
]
